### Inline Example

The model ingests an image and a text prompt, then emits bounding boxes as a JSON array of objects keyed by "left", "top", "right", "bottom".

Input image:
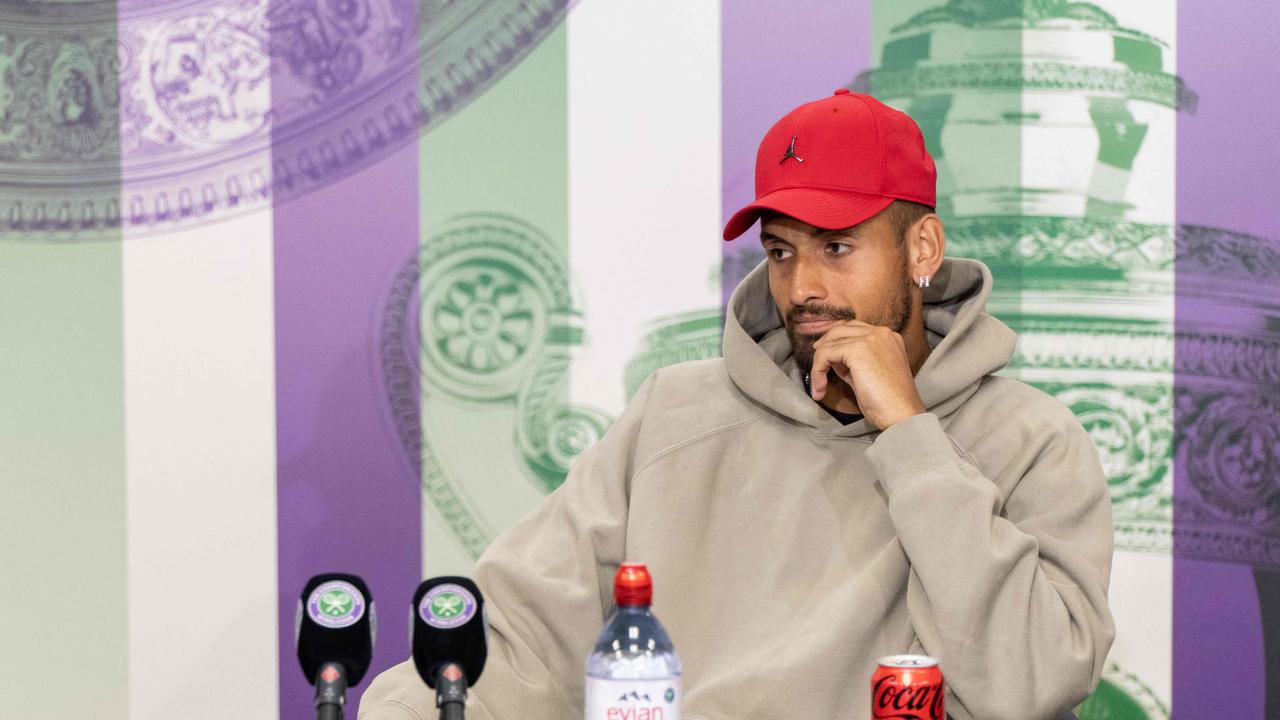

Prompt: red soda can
[{"left": 871, "top": 654, "right": 944, "bottom": 720}]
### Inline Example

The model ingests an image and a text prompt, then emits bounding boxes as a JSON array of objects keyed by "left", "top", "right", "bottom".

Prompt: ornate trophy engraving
[
  {"left": 1174, "top": 226, "right": 1280, "bottom": 567},
  {"left": 624, "top": 309, "right": 724, "bottom": 402},
  {"left": 379, "top": 213, "right": 612, "bottom": 559},
  {"left": 0, "top": 0, "right": 571, "bottom": 240}
]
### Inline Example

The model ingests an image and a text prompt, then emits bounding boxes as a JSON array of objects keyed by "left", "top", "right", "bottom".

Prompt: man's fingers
[
  {"left": 810, "top": 350, "right": 830, "bottom": 399},
  {"left": 810, "top": 345, "right": 854, "bottom": 400}
]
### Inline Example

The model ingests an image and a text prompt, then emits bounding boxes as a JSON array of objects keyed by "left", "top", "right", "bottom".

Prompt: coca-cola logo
[{"left": 872, "top": 674, "right": 944, "bottom": 720}]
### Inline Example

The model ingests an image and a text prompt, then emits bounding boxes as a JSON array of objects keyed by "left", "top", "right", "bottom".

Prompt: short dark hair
[{"left": 883, "top": 199, "right": 934, "bottom": 245}]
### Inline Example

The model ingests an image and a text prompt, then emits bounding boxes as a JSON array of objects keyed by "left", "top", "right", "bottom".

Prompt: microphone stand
[
  {"left": 435, "top": 662, "right": 468, "bottom": 720},
  {"left": 314, "top": 661, "right": 348, "bottom": 720}
]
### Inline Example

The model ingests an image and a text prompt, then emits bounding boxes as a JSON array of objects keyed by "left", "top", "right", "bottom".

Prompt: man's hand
[{"left": 809, "top": 320, "right": 926, "bottom": 429}]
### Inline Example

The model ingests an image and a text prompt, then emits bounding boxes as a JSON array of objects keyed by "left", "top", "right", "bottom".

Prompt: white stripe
[
  {"left": 1039, "top": 3, "right": 1175, "bottom": 709},
  {"left": 1098, "top": 4, "right": 1174, "bottom": 708},
  {"left": 123, "top": 210, "right": 279, "bottom": 719},
  {"left": 1108, "top": 550, "right": 1172, "bottom": 704},
  {"left": 567, "top": 0, "right": 723, "bottom": 414}
]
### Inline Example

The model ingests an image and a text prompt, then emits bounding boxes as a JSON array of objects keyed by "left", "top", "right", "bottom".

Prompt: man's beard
[{"left": 786, "top": 274, "right": 914, "bottom": 376}]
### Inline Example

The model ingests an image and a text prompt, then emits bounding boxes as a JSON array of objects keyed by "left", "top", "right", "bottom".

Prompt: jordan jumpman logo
[{"left": 779, "top": 135, "right": 804, "bottom": 164}]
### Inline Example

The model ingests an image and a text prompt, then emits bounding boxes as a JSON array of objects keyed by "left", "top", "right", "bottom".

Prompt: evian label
[{"left": 585, "top": 677, "right": 681, "bottom": 720}]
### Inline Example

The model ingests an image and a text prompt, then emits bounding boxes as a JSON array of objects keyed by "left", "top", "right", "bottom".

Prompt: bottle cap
[{"left": 613, "top": 563, "right": 653, "bottom": 607}]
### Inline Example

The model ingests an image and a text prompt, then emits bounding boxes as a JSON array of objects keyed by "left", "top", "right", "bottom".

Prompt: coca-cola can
[{"left": 871, "top": 654, "right": 944, "bottom": 720}]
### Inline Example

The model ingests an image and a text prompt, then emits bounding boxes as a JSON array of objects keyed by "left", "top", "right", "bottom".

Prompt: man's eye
[
  {"left": 826, "top": 242, "right": 851, "bottom": 255},
  {"left": 768, "top": 247, "right": 793, "bottom": 260}
]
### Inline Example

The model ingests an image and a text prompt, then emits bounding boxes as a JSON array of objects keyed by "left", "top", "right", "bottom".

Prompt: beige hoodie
[{"left": 359, "top": 257, "right": 1115, "bottom": 720}]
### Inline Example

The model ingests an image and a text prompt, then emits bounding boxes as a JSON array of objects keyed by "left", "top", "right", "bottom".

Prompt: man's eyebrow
[
  {"left": 759, "top": 231, "right": 793, "bottom": 246},
  {"left": 817, "top": 226, "right": 859, "bottom": 240}
]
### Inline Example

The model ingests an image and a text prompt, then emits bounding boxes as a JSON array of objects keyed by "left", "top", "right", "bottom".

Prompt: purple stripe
[
  {"left": 270, "top": 20, "right": 423, "bottom": 720},
  {"left": 1174, "top": 0, "right": 1280, "bottom": 715},
  {"left": 720, "top": 1, "right": 873, "bottom": 305}
]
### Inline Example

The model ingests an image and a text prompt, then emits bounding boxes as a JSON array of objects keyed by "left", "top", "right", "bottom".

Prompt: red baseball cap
[{"left": 722, "top": 89, "right": 936, "bottom": 241}]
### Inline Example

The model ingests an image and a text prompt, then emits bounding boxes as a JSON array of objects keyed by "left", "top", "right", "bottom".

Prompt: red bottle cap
[{"left": 613, "top": 563, "right": 653, "bottom": 607}]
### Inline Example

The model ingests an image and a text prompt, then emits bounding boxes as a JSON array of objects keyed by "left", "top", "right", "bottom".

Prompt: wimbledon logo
[
  {"left": 419, "top": 584, "right": 478, "bottom": 629},
  {"left": 307, "top": 580, "right": 366, "bottom": 629}
]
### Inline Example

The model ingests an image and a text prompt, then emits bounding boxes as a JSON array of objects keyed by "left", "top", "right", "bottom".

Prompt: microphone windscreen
[
  {"left": 411, "top": 576, "right": 488, "bottom": 689},
  {"left": 296, "top": 573, "right": 376, "bottom": 685}
]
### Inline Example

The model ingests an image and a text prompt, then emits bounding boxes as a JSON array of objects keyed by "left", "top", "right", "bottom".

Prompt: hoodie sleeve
[
  {"left": 358, "top": 376, "right": 656, "bottom": 720},
  {"left": 864, "top": 409, "right": 1115, "bottom": 720}
]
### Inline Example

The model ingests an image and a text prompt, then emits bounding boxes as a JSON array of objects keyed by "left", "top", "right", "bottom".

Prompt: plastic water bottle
[{"left": 585, "top": 563, "right": 682, "bottom": 720}]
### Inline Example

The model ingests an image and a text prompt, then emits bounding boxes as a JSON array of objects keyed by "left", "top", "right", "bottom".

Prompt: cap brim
[{"left": 722, "top": 188, "right": 895, "bottom": 241}]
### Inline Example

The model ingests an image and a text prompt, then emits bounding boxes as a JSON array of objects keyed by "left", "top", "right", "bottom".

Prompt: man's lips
[{"left": 792, "top": 317, "right": 841, "bottom": 334}]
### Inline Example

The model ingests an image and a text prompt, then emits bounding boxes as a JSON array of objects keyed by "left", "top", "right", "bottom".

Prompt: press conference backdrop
[{"left": 1, "top": 0, "right": 1275, "bottom": 718}]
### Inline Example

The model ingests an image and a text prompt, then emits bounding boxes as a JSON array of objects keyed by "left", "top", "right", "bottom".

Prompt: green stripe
[
  {"left": 419, "top": 23, "right": 569, "bottom": 564},
  {"left": 0, "top": 8, "right": 125, "bottom": 714},
  {"left": 0, "top": 240, "right": 127, "bottom": 717}
]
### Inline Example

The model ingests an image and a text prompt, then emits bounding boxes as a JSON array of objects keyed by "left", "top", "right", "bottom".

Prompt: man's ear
[{"left": 910, "top": 214, "right": 945, "bottom": 279}]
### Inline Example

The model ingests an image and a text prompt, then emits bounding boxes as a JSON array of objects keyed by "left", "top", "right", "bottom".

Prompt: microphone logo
[
  {"left": 306, "top": 580, "right": 367, "bottom": 629},
  {"left": 418, "top": 583, "right": 478, "bottom": 629}
]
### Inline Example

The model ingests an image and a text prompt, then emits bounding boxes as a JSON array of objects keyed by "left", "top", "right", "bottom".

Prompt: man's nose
[{"left": 790, "top": 256, "right": 827, "bottom": 306}]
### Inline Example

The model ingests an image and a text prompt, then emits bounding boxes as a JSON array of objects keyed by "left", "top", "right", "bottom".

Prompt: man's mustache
[{"left": 786, "top": 304, "right": 855, "bottom": 331}]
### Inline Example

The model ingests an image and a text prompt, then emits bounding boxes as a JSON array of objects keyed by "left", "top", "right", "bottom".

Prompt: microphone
[
  {"left": 411, "top": 577, "right": 488, "bottom": 720},
  {"left": 296, "top": 573, "right": 376, "bottom": 720}
]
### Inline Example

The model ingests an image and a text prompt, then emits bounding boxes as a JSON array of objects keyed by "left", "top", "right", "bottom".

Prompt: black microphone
[
  {"left": 411, "top": 577, "right": 488, "bottom": 720},
  {"left": 296, "top": 573, "right": 376, "bottom": 720}
]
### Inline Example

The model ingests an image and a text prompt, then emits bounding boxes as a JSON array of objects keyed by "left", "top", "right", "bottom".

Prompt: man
[{"left": 360, "top": 90, "right": 1114, "bottom": 720}]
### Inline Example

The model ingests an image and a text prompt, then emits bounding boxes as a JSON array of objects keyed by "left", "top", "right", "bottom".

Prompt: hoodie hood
[{"left": 723, "top": 256, "right": 1016, "bottom": 437}]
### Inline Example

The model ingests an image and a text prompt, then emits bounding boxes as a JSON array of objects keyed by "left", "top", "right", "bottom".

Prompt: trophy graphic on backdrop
[
  {"left": 856, "top": 0, "right": 1280, "bottom": 715},
  {"left": 853, "top": 0, "right": 1193, "bottom": 716}
]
